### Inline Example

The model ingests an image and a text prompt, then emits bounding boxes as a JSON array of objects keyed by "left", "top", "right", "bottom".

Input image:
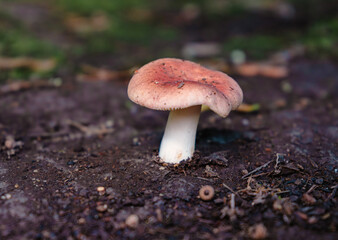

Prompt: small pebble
[
  {"left": 230, "top": 49, "right": 246, "bottom": 65},
  {"left": 125, "top": 214, "right": 139, "bottom": 229},
  {"left": 315, "top": 178, "right": 323, "bottom": 185},
  {"left": 242, "top": 119, "right": 250, "bottom": 126},
  {"left": 199, "top": 185, "right": 215, "bottom": 201},
  {"left": 302, "top": 193, "right": 316, "bottom": 205},
  {"left": 96, "top": 204, "right": 108, "bottom": 212},
  {"left": 5, "top": 138, "right": 15, "bottom": 149},
  {"left": 4, "top": 194, "right": 12, "bottom": 200},
  {"left": 273, "top": 199, "right": 283, "bottom": 211},
  {"left": 97, "top": 186, "right": 105, "bottom": 195},
  {"left": 308, "top": 216, "right": 318, "bottom": 224},
  {"left": 78, "top": 218, "right": 86, "bottom": 224},
  {"left": 248, "top": 223, "right": 268, "bottom": 239},
  {"left": 294, "top": 179, "right": 302, "bottom": 185},
  {"left": 67, "top": 160, "right": 75, "bottom": 166}
]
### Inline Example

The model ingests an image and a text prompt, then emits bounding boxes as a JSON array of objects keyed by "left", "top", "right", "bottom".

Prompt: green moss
[
  {"left": 223, "top": 34, "right": 288, "bottom": 60},
  {"left": 0, "top": 10, "right": 64, "bottom": 81},
  {"left": 55, "top": 0, "right": 178, "bottom": 52},
  {"left": 303, "top": 18, "right": 338, "bottom": 59},
  {"left": 0, "top": 31, "right": 62, "bottom": 58},
  {"left": 55, "top": 0, "right": 150, "bottom": 16}
]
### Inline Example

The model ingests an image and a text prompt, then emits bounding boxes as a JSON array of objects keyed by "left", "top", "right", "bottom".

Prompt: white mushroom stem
[{"left": 159, "top": 105, "right": 201, "bottom": 164}]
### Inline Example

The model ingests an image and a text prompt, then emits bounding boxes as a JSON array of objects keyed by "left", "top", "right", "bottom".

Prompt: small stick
[
  {"left": 196, "top": 177, "right": 213, "bottom": 182},
  {"left": 67, "top": 120, "right": 90, "bottom": 133},
  {"left": 222, "top": 183, "right": 236, "bottom": 195},
  {"left": 0, "top": 79, "right": 61, "bottom": 95},
  {"left": 249, "top": 172, "right": 270, "bottom": 178},
  {"left": 275, "top": 190, "right": 290, "bottom": 195},
  {"left": 306, "top": 185, "right": 317, "bottom": 194},
  {"left": 242, "top": 160, "right": 274, "bottom": 179},
  {"left": 325, "top": 185, "right": 337, "bottom": 202}
]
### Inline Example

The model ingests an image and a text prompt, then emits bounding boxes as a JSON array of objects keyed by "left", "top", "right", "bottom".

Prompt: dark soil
[
  {"left": 0, "top": 0, "right": 338, "bottom": 239},
  {"left": 0, "top": 58, "right": 337, "bottom": 239}
]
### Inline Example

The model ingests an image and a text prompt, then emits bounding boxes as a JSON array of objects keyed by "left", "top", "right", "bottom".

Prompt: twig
[
  {"left": 249, "top": 172, "right": 270, "bottom": 178},
  {"left": 242, "top": 160, "right": 274, "bottom": 179},
  {"left": 196, "top": 177, "right": 213, "bottom": 182},
  {"left": 306, "top": 185, "right": 317, "bottom": 194},
  {"left": 222, "top": 183, "right": 236, "bottom": 195},
  {"left": 325, "top": 185, "right": 338, "bottom": 202},
  {"left": 66, "top": 119, "right": 114, "bottom": 136},
  {"left": 0, "top": 79, "right": 61, "bottom": 95},
  {"left": 275, "top": 190, "right": 290, "bottom": 195},
  {"left": 67, "top": 120, "right": 90, "bottom": 132}
]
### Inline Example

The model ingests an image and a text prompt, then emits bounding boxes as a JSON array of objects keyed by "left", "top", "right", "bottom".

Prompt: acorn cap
[{"left": 128, "top": 58, "right": 243, "bottom": 117}]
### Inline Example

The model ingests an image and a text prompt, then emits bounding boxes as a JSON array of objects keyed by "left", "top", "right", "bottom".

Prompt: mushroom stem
[{"left": 159, "top": 105, "right": 201, "bottom": 164}]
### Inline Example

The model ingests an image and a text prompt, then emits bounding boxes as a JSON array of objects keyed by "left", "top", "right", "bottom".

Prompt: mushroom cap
[{"left": 128, "top": 58, "right": 243, "bottom": 117}]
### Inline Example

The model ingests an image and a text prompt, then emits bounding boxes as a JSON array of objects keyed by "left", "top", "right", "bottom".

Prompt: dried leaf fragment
[
  {"left": 0, "top": 57, "right": 56, "bottom": 72},
  {"left": 236, "top": 103, "right": 260, "bottom": 113}
]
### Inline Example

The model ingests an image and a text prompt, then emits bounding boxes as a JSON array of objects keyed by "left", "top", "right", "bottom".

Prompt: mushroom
[{"left": 128, "top": 58, "right": 243, "bottom": 164}]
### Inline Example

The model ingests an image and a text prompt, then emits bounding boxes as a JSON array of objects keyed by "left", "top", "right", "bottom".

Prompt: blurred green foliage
[
  {"left": 304, "top": 19, "right": 338, "bottom": 59},
  {"left": 0, "top": 30, "right": 62, "bottom": 58},
  {"left": 56, "top": 0, "right": 177, "bottom": 49},
  {"left": 0, "top": 9, "right": 61, "bottom": 58},
  {"left": 0, "top": 0, "right": 337, "bottom": 82},
  {"left": 55, "top": 0, "right": 150, "bottom": 16},
  {"left": 0, "top": 10, "right": 63, "bottom": 81},
  {"left": 223, "top": 35, "right": 287, "bottom": 59}
]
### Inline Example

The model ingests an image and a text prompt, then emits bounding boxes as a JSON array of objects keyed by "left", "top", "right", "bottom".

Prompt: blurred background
[{"left": 0, "top": 0, "right": 337, "bottom": 84}]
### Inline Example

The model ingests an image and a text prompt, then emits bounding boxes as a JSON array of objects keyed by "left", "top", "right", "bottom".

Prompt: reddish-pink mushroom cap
[
  {"left": 128, "top": 58, "right": 243, "bottom": 164},
  {"left": 128, "top": 58, "right": 243, "bottom": 117}
]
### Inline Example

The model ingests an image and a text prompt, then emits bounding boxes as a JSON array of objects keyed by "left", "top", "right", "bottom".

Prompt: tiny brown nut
[{"left": 199, "top": 185, "right": 215, "bottom": 201}]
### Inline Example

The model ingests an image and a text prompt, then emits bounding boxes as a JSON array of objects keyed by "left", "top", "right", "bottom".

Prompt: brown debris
[
  {"left": 302, "top": 193, "right": 317, "bottom": 205},
  {"left": 235, "top": 62, "right": 288, "bottom": 78},
  {"left": 65, "top": 12, "right": 109, "bottom": 34},
  {"left": 77, "top": 64, "right": 133, "bottom": 83},
  {"left": 0, "top": 57, "right": 56, "bottom": 72},
  {"left": 248, "top": 223, "right": 268, "bottom": 239},
  {"left": 0, "top": 80, "right": 61, "bottom": 95},
  {"left": 204, "top": 165, "right": 219, "bottom": 178},
  {"left": 66, "top": 119, "right": 114, "bottom": 137},
  {"left": 125, "top": 214, "right": 139, "bottom": 229},
  {"left": 236, "top": 103, "right": 260, "bottom": 113},
  {"left": 96, "top": 204, "right": 108, "bottom": 212},
  {"left": 242, "top": 160, "right": 274, "bottom": 179},
  {"left": 1, "top": 134, "right": 24, "bottom": 159}
]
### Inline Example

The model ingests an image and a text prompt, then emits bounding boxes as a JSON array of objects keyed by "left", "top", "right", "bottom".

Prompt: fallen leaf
[
  {"left": 234, "top": 63, "right": 259, "bottom": 77},
  {"left": 65, "top": 12, "right": 109, "bottom": 34},
  {"left": 236, "top": 103, "right": 260, "bottom": 113},
  {"left": 0, "top": 79, "right": 61, "bottom": 95},
  {"left": 235, "top": 62, "right": 288, "bottom": 78},
  {"left": 0, "top": 57, "right": 56, "bottom": 72},
  {"left": 77, "top": 64, "right": 133, "bottom": 83},
  {"left": 302, "top": 193, "right": 316, "bottom": 205}
]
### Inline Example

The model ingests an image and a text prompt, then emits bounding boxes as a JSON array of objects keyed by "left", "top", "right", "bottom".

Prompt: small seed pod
[
  {"left": 199, "top": 185, "right": 215, "bottom": 201},
  {"left": 126, "top": 214, "right": 139, "bottom": 229}
]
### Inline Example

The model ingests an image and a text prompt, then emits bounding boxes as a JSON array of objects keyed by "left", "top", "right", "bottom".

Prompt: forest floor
[{"left": 0, "top": 1, "right": 337, "bottom": 239}]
